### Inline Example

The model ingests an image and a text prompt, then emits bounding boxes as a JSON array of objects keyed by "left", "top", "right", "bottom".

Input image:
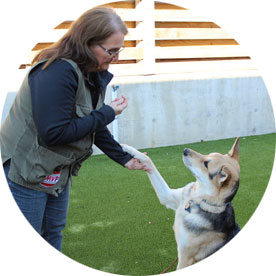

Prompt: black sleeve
[
  {"left": 94, "top": 127, "right": 133, "bottom": 166},
  {"left": 29, "top": 60, "right": 115, "bottom": 146}
]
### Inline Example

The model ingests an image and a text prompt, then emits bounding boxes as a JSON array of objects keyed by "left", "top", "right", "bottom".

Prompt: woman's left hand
[{"left": 124, "top": 158, "right": 152, "bottom": 173}]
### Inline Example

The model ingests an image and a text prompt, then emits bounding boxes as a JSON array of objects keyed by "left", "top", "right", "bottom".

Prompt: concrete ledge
[
  {"left": 2, "top": 70, "right": 275, "bottom": 155},
  {"left": 104, "top": 70, "right": 275, "bottom": 151}
]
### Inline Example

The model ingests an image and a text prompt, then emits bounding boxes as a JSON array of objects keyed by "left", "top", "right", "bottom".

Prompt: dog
[{"left": 121, "top": 138, "right": 240, "bottom": 269}]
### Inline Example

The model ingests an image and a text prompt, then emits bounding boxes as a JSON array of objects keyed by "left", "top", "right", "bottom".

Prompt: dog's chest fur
[
  {"left": 174, "top": 183, "right": 214, "bottom": 234},
  {"left": 173, "top": 182, "right": 236, "bottom": 261}
]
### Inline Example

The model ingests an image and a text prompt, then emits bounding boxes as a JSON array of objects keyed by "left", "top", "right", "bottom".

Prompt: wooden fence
[{"left": 21, "top": 0, "right": 255, "bottom": 76}]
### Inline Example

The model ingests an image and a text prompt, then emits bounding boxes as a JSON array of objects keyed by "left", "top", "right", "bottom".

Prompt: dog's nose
[{"left": 184, "top": 148, "right": 190, "bottom": 156}]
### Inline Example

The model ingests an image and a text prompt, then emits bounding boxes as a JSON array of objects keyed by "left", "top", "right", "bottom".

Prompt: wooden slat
[
  {"left": 28, "top": 45, "right": 248, "bottom": 64},
  {"left": 109, "top": 59, "right": 257, "bottom": 77},
  {"left": 112, "top": 8, "right": 143, "bottom": 21},
  {"left": 19, "top": 59, "right": 257, "bottom": 74},
  {"left": 100, "top": 1, "right": 135, "bottom": 9},
  {"left": 155, "top": 22, "right": 220, "bottom": 28},
  {"left": 32, "top": 43, "right": 53, "bottom": 51},
  {"left": 126, "top": 28, "right": 143, "bottom": 40},
  {"left": 55, "top": 19, "right": 216, "bottom": 30},
  {"left": 140, "top": 0, "right": 155, "bottom": 74},
  {"left": 52, "top": 9, "right": 143, "bottom": 26},
  {"left": 156, "top": 39, "right": 238, "bottom": 47},
  {"left": 157, "top": 59, "right": 256, "bottom": 74},
  {"left": 41, "top": 28, "right": 234, "bottom": 43},
  {"left": 155, "top": 10, "right": 211, "bottom": 22},
  {"left": 155, "top": 2, "right": 186, "bottom": 10},
  {"left": 155, "top": 28, "right": 232, "bottom": 40},
  {"left": 119, "top": 47, "right": 143, "bottom": 60},
  {"left": 55, "top": 21, "right": 73, "bottom": 29},
  {"left": 53, "top": 6, "right": 194, "bottom": 29},
  {"left": 32, "top": 40, "right": 136, "bottom": 51},
  {"left": 36, "top": 29, "right": 67, "bottom": 43},
  {"left": 55, "top": 20, "right": 136, "bottom": 29},
  {"left": 156, "top": 57, "right": 250, "bottom": 63},
  {"left": 27, "top": 47, "right": 143, "bottom": 63},
  {"left": 31, "top": 28, "right": 143, "bottom": 44},
  {"left": 155, "top": 45, "right": 249, "bottom": 59}
]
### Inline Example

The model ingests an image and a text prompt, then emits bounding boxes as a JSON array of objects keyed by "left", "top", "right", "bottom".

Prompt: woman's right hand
[{"left": 108, "top": 95, "right": 128, "bottom": 115}]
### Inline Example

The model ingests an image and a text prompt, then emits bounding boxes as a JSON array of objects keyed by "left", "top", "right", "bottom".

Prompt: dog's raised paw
[
  {"left": 121, "top": 144, "right": 150, "bottom": 164},
  {"left": 121, "top": 144, "right": 136, "bottom": 155}
]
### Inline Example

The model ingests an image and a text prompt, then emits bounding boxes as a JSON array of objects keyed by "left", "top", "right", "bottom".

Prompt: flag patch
[{"left": 40, "top": 171, "right": 61, "bottom": 188}]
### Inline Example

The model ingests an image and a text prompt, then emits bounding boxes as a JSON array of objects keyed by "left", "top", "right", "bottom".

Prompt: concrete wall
[
  {"left": 2, "top": 70, "right": 275, "bottom": 153},
  {"left": 104, "top": 70, "right": 275, "bottom": 150}
]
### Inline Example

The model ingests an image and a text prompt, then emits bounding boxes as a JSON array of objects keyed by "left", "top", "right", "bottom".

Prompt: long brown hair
[{"left": 32, "top": 7, "right": 128, "bottom": 70}]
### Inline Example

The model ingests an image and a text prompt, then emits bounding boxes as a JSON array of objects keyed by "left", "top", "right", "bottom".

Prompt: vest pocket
[{"left": 18, "top": 138, "right": 75, "bottom": 184}]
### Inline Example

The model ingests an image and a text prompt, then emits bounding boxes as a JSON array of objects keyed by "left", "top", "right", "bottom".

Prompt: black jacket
[{"left": 29, "top": 60, "right": 132, "bottom": 166}]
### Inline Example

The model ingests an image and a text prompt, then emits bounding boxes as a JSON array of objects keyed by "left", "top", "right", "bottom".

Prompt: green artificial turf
[{"left": 62, "top": 133, "right": 275, "bottom": 275}]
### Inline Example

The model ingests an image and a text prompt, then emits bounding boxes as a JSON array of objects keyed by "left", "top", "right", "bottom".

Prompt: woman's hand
[
  {"left": 108, "top": 96, "right": 128, "bottom": 115},
  {"left": 124, "top": 157, "right": 152, "bottom": 173}
]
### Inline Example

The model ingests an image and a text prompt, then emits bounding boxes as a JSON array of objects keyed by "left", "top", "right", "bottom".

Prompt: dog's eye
[{"left": 204, "top": 161, "right": 209, "bottom": 168}]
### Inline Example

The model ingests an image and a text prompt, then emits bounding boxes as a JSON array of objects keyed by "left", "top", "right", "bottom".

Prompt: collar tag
[{"left": 185, "top": 201, "right": 192, "bottom": 213}]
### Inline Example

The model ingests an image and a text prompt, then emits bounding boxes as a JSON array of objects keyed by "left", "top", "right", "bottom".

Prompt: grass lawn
[{"left": 62, "top": 133, "right": 275, "bottom": 275}]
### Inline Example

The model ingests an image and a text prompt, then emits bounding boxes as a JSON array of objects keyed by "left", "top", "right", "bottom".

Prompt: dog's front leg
[
  {"left": 121, "top": 144, "right": 182, "bottom": 210},
  {"left": 177, "top": 252, "right": 194, "bottom": 270},
  {"left": 146, "top": 163, "right": 183, "bottom": 210}
]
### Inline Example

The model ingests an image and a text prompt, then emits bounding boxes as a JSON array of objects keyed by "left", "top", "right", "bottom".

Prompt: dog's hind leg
[{"left": 121, "top": 144, "right": 183, "bottom": 210}]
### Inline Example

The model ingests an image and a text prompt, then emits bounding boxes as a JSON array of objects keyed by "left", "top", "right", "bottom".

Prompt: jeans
[{"left": 4, "top": 161, "right": 70, "bottom": 251}]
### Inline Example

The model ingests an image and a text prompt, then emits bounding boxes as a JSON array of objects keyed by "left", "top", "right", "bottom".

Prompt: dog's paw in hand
[{"left": 121, "top": 144, "right": 150, "bottom": 164}]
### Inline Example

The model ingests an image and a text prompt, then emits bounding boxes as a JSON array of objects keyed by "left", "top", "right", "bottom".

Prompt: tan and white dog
[{"left": 122, "top": 138, "right": 240, "bottom": 269}]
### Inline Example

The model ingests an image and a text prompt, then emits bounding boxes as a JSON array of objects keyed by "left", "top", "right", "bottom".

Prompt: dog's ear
[
  {"left": 219, "top": 166, "right": 231, "bottom": 185},
  {"left": 228, "top": 137, "right": 239, "bottom": 161}
]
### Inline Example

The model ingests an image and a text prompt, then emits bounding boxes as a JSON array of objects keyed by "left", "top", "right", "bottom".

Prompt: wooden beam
[
  {"left": 30, "top": 28, "right": 143, "bottom": 44},
  {"left": 140, "top": 0, "right": 155, "bottom": 74},
  {"left": 28, "top": 47, "right": 144, "bottom": 63},
  {"left": 155, "top": 22, "right": 220, "bottom": 28},
  {"left": 100, "top": 1, "right": 135, "bottom": 9},
  {"left": 20, "top": 59, "right": 256, "bottom": 75},
  {"left": 52, "top": 8, "right": 143, "bottom": 24},
  {"left": 109, "top": 59, "right": 257, "bottom": 77},
  {"left": 155, "top": 45, "right": 249, "bottom": 59},
  {"left": 28, "top": 45, "right": 249, "bottom": 66},
  {"left": 155, "top": 28, "right": 232, "bottom": 40},
  {"left": 55, "top": 20, "right": 136, "bottom": 29},
  {"left": 155, "top": 2, "right": 186, "bottom": 10},
  {"left": 126, "top": 28, "right": 143, "bottom": 40},
  {"left": 155, "top": 10, "right": 211, "bottom": 22},
  {"left": 34, "top": 29, "right": 67, "bottom": 43},
  {"left": 28, "top": 45, "right": 249, "bottom": 64},
  {"left": 32, "top": 40, "right": 137, "bottom": 51},
  {"left": 155, "top": 39, "right": 238, "bottom": 47},
  {"left": 112, "top": 8, "right": 143, "bottom": 21},
  {"left": 54, "top": 21, "right": 73, "bottom": 29}
]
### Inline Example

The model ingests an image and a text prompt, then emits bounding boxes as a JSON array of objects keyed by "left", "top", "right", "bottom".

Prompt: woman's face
[{"left": 89, "top": 31, "right": 125, "bottom": 72}]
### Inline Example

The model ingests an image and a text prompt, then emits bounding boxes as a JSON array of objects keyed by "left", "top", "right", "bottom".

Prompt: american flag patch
[{"left": 40, "top": 171, "right": 61, "bottom": 188}]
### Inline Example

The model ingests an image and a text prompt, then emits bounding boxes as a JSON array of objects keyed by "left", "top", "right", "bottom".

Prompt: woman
[{"left": 0, "top": 7, "right": 149, "bottom": 251}]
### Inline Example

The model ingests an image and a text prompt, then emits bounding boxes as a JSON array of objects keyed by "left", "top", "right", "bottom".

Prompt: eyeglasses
[{"left": 98, "top": 44, "right": 125, "bottom": 57}]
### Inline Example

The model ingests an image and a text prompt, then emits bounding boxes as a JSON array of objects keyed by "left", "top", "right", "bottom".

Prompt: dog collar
[
  {"left": 200, "top": 200, "right": 227, "bottom": 214},
  {"left": 185, "top": 200, "right": 227, "bottom": 214}
]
